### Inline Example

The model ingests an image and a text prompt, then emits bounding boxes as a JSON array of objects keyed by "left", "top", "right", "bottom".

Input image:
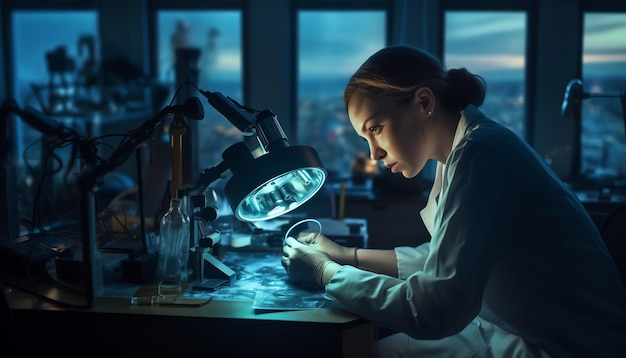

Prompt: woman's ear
[{"left": 413, "top": 87, "right": 435, "bottom": 114}]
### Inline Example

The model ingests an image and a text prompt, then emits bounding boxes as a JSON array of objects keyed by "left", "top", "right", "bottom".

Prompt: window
[
  {"left": 11, "top": 10, "right": 98, "bottom": 164},
  {"left": 581, "top": 12, "right": 626, "bottom": 183},
  {"left": 157, "top": 10, "right": 242, "bottom": 170},
  {"left": 297, "top": 10, "right": 386, "bottom": 178},
  {"left": 444, "top": 11, "right": 527, "bottom": 139},
  {"left": 10, "top": 10, "right": 98, "bottom": 222}
]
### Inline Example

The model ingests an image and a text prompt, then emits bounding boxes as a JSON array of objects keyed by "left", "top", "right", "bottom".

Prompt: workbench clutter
[{"left": 0, "top": 82, "right": 328, "bottom": 309}]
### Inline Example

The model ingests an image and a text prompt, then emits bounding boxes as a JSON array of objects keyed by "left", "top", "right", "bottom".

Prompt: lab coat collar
[{"left": 420, "top": 105, "right": 483, "bottom": 235}]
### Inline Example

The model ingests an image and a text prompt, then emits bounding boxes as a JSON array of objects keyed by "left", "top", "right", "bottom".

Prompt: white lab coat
[{"left": 325, "top": 105, "right": 626, "bottom": 357}]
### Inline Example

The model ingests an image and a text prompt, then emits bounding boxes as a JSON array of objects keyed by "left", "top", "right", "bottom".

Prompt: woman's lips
[{"left": 386, "top": 162, "right": 398, "bottom": 173}]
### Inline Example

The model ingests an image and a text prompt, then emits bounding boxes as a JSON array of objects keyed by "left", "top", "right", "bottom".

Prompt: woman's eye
[{"left": 368, "top": 124, "right": 382, "bottom": 133}]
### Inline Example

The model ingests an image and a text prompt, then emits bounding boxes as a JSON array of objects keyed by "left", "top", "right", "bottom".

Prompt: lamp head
[
  {"left": 222, "top": 142, "right": 326, "bottom": 222},
  {"left": 194, "top": 90, "right": 327, "bottom": 222}
]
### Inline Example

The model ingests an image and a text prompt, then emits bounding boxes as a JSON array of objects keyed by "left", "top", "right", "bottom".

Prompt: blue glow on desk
[{"left": 182, "top": 250, "right": 340, "bottom": 311}]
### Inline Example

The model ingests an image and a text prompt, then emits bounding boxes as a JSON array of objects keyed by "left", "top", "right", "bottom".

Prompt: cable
[
  {"left": 29, "top": 138, "right": 76, "bottom": 236},
  {"left": 8, "top": 84, "right": 204, "bottom": 310},
  {"left": 169, "top": 81, "right": 198, "bottom": 107},
  {"left": 3, "top": 278, "right": 91, "bottom": 310}
]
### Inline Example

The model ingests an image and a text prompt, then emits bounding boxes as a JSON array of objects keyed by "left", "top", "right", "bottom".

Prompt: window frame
[
  {"left": 291, "top": 0, "right": 393, "bottom": 145},
  {"left": 2, "top": 0, "right": 96, "bottom": 101},
  {"left": 438, "top": 0, "right": 537, "bottom": 145},
  {"left": 1, "top": 0, "right": 98, "bottom": 243},
  {"left": 2, "top": 0, "right": 625, "bottom": 190},
  {"left": 578, "top": 8, "right": 626, "bottom": 184},
  {"left": 146, "top": 0, "right": 246, "bottom": 182},
  {"left": 145, "top": 0, "right": 246, "bottom": 83}
]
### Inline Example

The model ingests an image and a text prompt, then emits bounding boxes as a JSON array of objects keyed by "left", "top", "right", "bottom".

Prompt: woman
[{"left": 281, "top": 45, "right": 626, "bottom": 357}]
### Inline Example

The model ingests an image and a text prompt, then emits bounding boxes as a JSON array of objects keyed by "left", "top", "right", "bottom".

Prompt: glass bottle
[{"left": 157, "top": 197, "right": 190, "bottom": 297}]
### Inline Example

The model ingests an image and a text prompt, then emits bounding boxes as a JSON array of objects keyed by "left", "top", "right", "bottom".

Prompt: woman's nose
[{"left": 369, "top": 143, "right": 385, "bottom": 161}]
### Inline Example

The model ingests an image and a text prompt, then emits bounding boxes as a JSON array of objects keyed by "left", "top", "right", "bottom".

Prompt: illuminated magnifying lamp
[
  {"left": 183, "top": 91, "right": 327, "bottom": 222},
  {"left": 179, "top": 91, "right": 326, "bottom": 286},
  {"left": 222, "top": 141, "right": 327, "bottom": 222}
]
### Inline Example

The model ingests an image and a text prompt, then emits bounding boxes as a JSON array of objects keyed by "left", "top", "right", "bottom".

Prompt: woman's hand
[
  {"left": 295, "top": 233, "right": 354, "bottom": 265},
  {"left": 282, "top": 236, "right": 333, "bottom": 287}
]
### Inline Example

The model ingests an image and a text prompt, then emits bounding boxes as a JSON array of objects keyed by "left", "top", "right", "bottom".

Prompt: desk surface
[
  {"left": 7, "top": 287, "right": 358, "bottom": 323},
  {"left": 7, "top": 288, "right": 375, "bottom": 357},
  {"left": 6, "top": 250, "right": 377, "bottom": 357}
]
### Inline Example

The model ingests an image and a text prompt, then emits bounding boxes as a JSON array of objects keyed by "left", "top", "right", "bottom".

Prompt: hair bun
[{"left": 445, "top": 68, "right": 486, "bottom": 109}]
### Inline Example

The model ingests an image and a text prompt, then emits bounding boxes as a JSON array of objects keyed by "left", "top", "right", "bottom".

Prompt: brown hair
[{"left": 344, "top": 45, "right": 486, "bottom": 112}]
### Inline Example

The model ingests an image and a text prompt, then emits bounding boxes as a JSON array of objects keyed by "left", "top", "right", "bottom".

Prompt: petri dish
[{"left": 284, "top": 218, "right": 322, "bottom": 244}]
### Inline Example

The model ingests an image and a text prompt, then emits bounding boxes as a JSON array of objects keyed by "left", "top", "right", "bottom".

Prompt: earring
[{"left": 427, "top": 111, "right": 432, "bottom": 116}]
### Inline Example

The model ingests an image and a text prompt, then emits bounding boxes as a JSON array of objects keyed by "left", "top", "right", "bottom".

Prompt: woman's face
[{"left": 347, "top": 91, "right": 430, "bottom": 178}]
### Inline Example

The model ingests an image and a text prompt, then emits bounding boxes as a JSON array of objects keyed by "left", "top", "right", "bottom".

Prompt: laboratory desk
[
  {"left": 5, "top": 250, "right": 378, "bottom": 358},
  {"left": 7, "top": 290, "right": 376, "bottom": 357}
]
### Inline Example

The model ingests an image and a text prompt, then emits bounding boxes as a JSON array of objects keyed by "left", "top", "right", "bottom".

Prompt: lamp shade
[{"left": 222, "top": 142, "right": 327, "bottom": 222}]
